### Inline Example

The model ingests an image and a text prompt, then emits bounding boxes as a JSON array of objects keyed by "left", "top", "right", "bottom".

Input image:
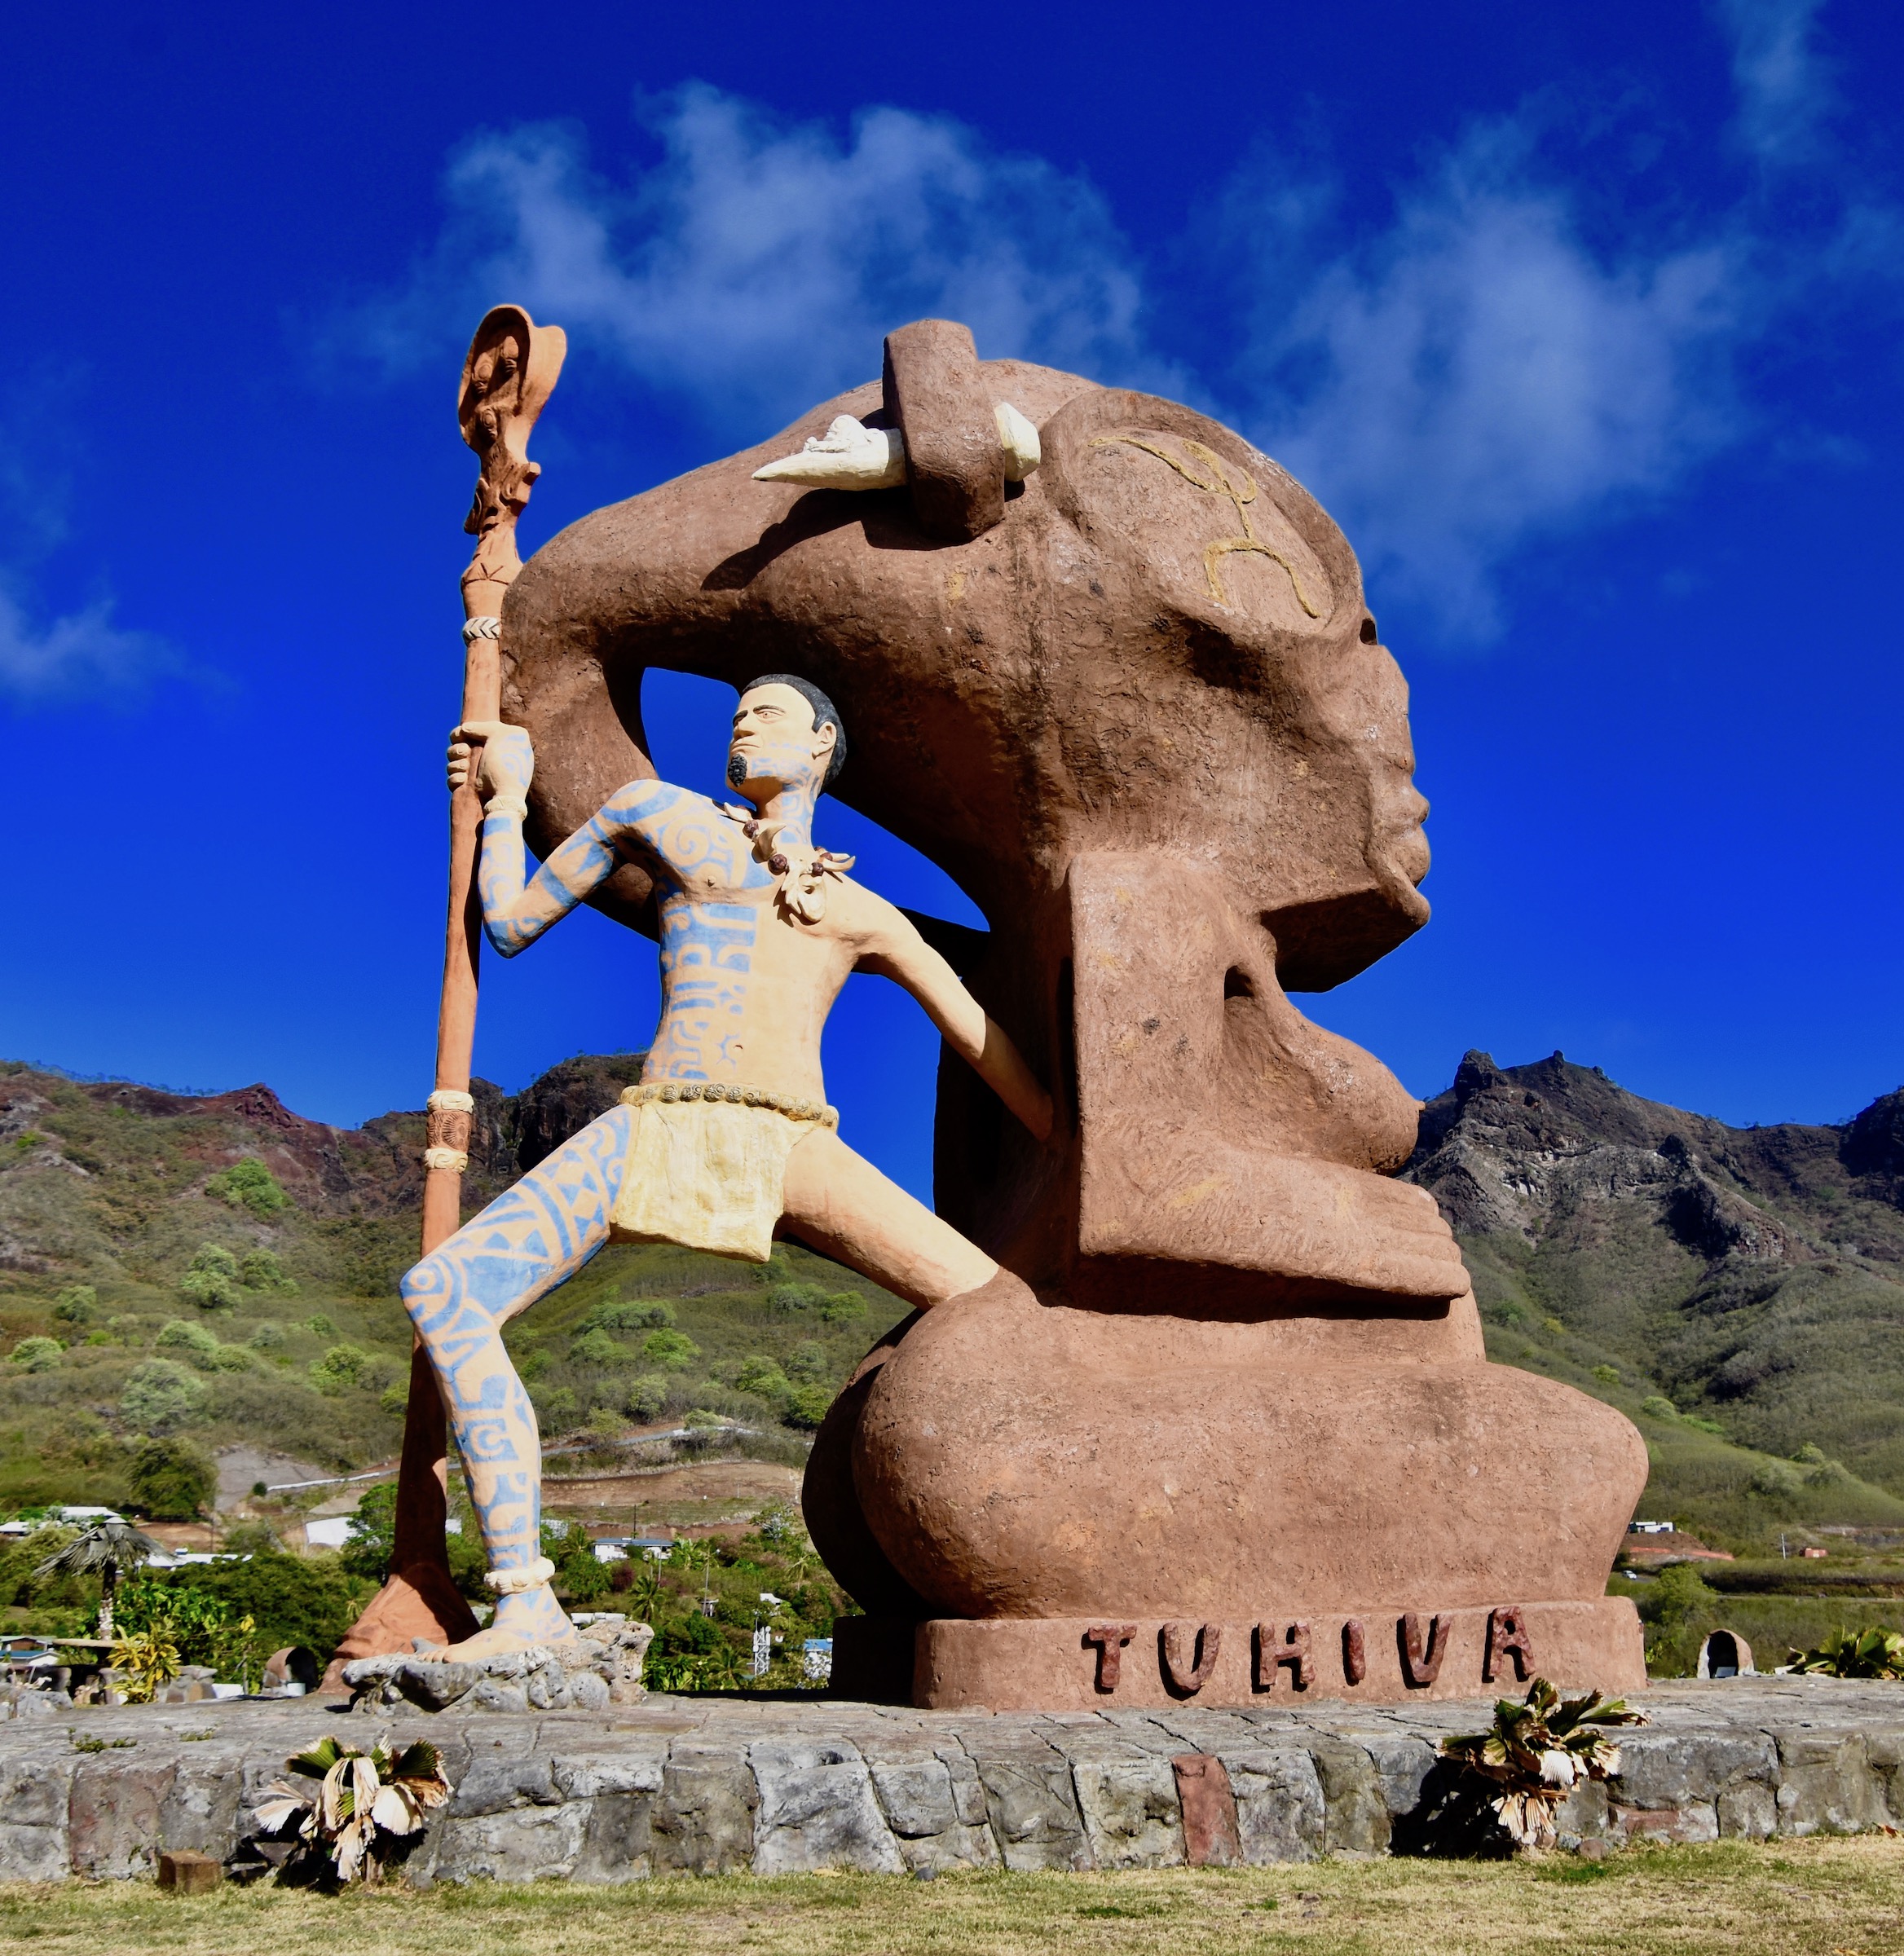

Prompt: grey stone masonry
[{"left": 0, "top": 1676, "right": 1901, "bottom": 1883}]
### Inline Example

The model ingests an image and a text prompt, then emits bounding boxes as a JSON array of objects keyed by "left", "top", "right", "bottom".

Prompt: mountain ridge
[
  {"left": 1405, "top": 1049, "right": 1904, "bottom": 1531},
  {"left": 5, "top": 1047, "right": 1904, "bottom": 1551}
]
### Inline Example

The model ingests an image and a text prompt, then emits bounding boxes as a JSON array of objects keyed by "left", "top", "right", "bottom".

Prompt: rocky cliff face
[
  {"left": 0, "top": 1053, "right": 647, "bottom": 1278},
  {"left": 1406, "top": 1051, "right": 1904, "bottom": 1490}
]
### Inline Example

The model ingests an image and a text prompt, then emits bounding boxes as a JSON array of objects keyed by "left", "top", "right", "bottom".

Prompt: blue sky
[{"left": 6, "top": 0, "right": 1902, "bottom": 1200}]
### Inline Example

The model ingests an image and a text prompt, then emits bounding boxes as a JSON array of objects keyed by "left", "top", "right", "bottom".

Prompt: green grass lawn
[{"left": 5, "top": 1839, "right": 1904, "bottom": 1955}]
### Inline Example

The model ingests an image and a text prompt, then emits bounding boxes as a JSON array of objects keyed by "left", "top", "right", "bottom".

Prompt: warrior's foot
[{"left": 426, "top": 1579, "right": 581, "bottom": 1663}]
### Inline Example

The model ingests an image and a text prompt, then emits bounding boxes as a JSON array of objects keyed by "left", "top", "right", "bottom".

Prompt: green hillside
[
  {"left": 0, "top": 1057, "right": 907, "bottom": 1513},
  {"left": 8, "top": 1042, "right": 1904, "bottom": 1584}
]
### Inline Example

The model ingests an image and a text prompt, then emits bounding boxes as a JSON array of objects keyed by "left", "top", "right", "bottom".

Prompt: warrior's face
[{"left": 726, "top": 684, "right": 837, "bottom": 803}]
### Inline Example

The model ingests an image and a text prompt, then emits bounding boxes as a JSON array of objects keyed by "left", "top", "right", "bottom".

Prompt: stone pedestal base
[{"left": 889, "top": 1599, "right": 1644, "bottom": 1712}]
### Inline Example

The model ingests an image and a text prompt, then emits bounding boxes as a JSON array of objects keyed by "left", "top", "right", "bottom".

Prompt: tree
[
  {"left": 784, "top": 1384, "right": 835, "bottom": 1430},
  {"left": 8, "top": 1336, "right": 62, "bottom": 1373},
  {"left": 120, "top": 1358, "right": 207, "bottom": 1432},
  {"left": 641, "top": 1328, "right": 700, "bottom": 1371},
  {"left": 33, "top": 1518, "right": 158, "bottom": 1638},
  {"left": 309, "top": 1344, "right": 374, "bottom": 1394},
  {"left": 338, "top": 1482, "right": 398, "bottom": 1583},
  {"left": 206, "top": 1158, "right": 290, "bottom": 1219},
  {"left": 156, "top": 1319, "right": 221, "bottom": 1367},
  {"left": 128, "top": 1437, "right": 215, "bottom": 1520},
  {"left": 239, "top": 1249, "right": 298, "bottom": 1295},
  {"left": 569, "top": 1328, "right": 632, "bottom": 1369},
  {"left": 624, "top": 1373, "right": 668, "bottom": 1421},
  {"left": 180, "top": 1243, "right": 243, "bottom": 1310},
  {"left": 52, "top": 1285, "right": 97, "bottom": 1324}
]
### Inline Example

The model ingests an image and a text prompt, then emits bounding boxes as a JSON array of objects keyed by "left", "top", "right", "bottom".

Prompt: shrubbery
[
  {"left": 206, "top": 1158, "right": 291, "bottom": 1220},
  {"left": 569, "top": 1328, "right": 631, "bottom": 1369},
  {"left": 156, "top": 1319, "right": 220, "bottom": 1365},
  {"left": 531, "top": 1383, "right": 580, "bottom": 1428},
  {"left": 582, "top": 1298, "right": 673, "bottom": 1333},
  {"left": 782, "top": 1384, "right": 835, "bottom": 1430},
  {"left": 151, "top": 1319, "right": 249, "bottom": 1373},
  {"left": 52, "top": 1286, "right": 96, "bottom": 1324},
  {"left": 120, "top": 1359, "right": 207, "bottom": 1433},
  {"left": 128, "top": 1436, "right": 215, "bottom": 1519},
  {"left": 309, "top": 1344, "right": 376, "bottom": 1394},
  {"left": 180, "top": 1244, "right": 243, "bottom": 1311},
  {"left": 117, "top": 1572, "right": 262, "bottom": 1686},
  {"left": 735, "top": 1354, "right": 789, "bottom": 1397},
  {"left": 786, "top": 1341, "right": 829, "bottom": 1381},
  {"left": 137, "top": 1551, "right": 375, "bottom": 1661},
  {"left": 8, "top": 1337, "right": 62, "bottom": 1374},
  {"left": 642, "top": 1328, "right": 700, "bottom": 1371},
  {"left": 624, "top": 1373, "right": 668, "bottom": 1421},
  {"left": 240, "top": 1249, "right": 298, "bottom": 1295}
]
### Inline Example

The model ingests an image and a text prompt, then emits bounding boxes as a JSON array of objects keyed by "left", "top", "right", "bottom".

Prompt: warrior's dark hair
[{"left": 741, "top": 673, "right": 848, "bottom": 787}]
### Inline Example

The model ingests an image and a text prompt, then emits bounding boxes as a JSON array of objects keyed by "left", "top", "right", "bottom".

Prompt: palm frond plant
[
  {"left": 646, "top": 1644, "right": 747, "bottom": 1693},
  {"left": 111, "top": 1627, "right": 181, "bottom": 1703},
  {"left": 620, "top": 1557, "right": 663, "bottom": 1623},
  {"left": 253, "top": 1734, "right": 452, "bottom": 1885},
  {"left": 1441, "top": 1677, "right": 1645, "bottom": 1849},
  {"left": 1787, "top": 1626, "right": 1904, "bottom": 1679},
  {"left": 32, "top": 1520, "right": 159, "bottom": 1639}
]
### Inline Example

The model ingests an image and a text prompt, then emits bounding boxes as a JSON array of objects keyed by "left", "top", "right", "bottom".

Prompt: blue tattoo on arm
[{"left": 477, "top": 779, "right": 690, "bottom": 958}]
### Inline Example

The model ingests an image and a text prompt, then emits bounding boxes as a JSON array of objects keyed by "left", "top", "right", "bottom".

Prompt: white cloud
[
  {"left": 364, "top": 39, "right": 1880, "bottom": 643},
  {"left": 1246, "top": 130, "right": 1742, "bottom": 632},
  {"left": 0, "top": 583, "right": 172, "bottom": 704},
  {"left": 371, "top": 86, "right": 1163, "bottom": 436},
  {"left": 1712, "top": 0, "right": 1831, "bottom": 164}
]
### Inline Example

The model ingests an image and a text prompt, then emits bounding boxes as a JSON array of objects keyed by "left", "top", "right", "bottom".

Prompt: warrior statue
[{"left": 412, "top": 675, "right": 1052, "bottom": 1659}]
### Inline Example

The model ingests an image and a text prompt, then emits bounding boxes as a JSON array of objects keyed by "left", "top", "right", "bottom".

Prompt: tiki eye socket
[{"left": 1360, "top": 616, "right": 1379, "bottom": 644}]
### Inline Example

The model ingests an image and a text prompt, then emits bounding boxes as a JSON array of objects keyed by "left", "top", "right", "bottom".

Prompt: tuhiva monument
[{"left": 332, "top": 310, "right": 1648, "bottom": 1711}]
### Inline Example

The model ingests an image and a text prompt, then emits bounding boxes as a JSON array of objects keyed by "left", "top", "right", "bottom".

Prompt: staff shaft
[{"left": 329, "top": 307, "right": 564, "bottom": 1672}]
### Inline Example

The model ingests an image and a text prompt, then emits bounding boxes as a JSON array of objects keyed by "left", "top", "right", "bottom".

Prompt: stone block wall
[{"left": 0, "top": 1677, "right": 1898, "bottom": 1882}]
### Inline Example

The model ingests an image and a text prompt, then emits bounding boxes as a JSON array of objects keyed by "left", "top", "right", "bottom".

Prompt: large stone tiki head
[{"left": 501, "top": 319, "right": 1431, "bottom": 1296}]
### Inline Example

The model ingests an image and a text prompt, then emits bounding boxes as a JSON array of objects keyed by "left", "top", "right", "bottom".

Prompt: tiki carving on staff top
[{"left": 339, "top": 315, "right": 1650, "bottom": 1707}]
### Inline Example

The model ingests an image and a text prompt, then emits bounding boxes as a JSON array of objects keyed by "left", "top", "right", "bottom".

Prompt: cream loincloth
[{"left": 606, "top": 1082, "right": 839, "bottom": 1262}]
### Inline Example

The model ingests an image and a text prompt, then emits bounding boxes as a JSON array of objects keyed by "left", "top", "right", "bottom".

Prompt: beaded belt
[{"left": 621, "top": 1081, "right": 838, "bottom": 1129}]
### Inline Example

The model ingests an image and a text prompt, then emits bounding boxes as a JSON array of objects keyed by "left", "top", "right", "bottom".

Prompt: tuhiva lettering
[
  {"left": 1083, "top": 1623, "right": 1139, "bottom": 1692},
  {"left": 1342, "top": 1617, "right": 1367, "bottom": 1685},
  {"left": 1254, "top": 1620, "right": 1314, "bottom": 1691},
  {"left": 1484, "top": 1606, "right": 1534, "bottom": 1683},
  {"left": 1399, "top": 1611, "right": 1447, "bottom": 1687},
  {"left": 1161, "top": 1622, "right": 1223, "bottom": 1694}
]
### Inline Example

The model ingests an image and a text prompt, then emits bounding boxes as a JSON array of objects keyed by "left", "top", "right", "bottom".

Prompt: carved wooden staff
[{"left": 331, "top": 307, "right": 567, "bottom": 1670}]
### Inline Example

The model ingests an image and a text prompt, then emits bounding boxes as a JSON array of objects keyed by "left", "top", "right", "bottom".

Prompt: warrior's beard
[{"left": 725, "top": 753, "right": 748, "bottom": 787}]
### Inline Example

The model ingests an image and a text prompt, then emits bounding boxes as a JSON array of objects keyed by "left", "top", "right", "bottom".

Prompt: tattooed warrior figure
[{"left": 413, "top": 677, "right": 1052, "bottom": 1659}]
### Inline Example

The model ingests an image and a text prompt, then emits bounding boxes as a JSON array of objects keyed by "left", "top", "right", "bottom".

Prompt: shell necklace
[{"left": 721, "top": 804, "right": 855, "bottom": 923}]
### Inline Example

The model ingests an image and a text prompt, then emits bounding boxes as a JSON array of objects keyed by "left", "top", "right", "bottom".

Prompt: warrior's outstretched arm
[
  {"left": 447, "top": 721, "right": 683, "bottom": 957},
  {"left": 856, "top": 899, "right": 1054, "bottom": 1141}
]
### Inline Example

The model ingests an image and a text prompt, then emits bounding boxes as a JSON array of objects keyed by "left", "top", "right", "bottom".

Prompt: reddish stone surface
[{"left": 1173, "top": 1754, "right": 1242, "bottom": 1867}]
